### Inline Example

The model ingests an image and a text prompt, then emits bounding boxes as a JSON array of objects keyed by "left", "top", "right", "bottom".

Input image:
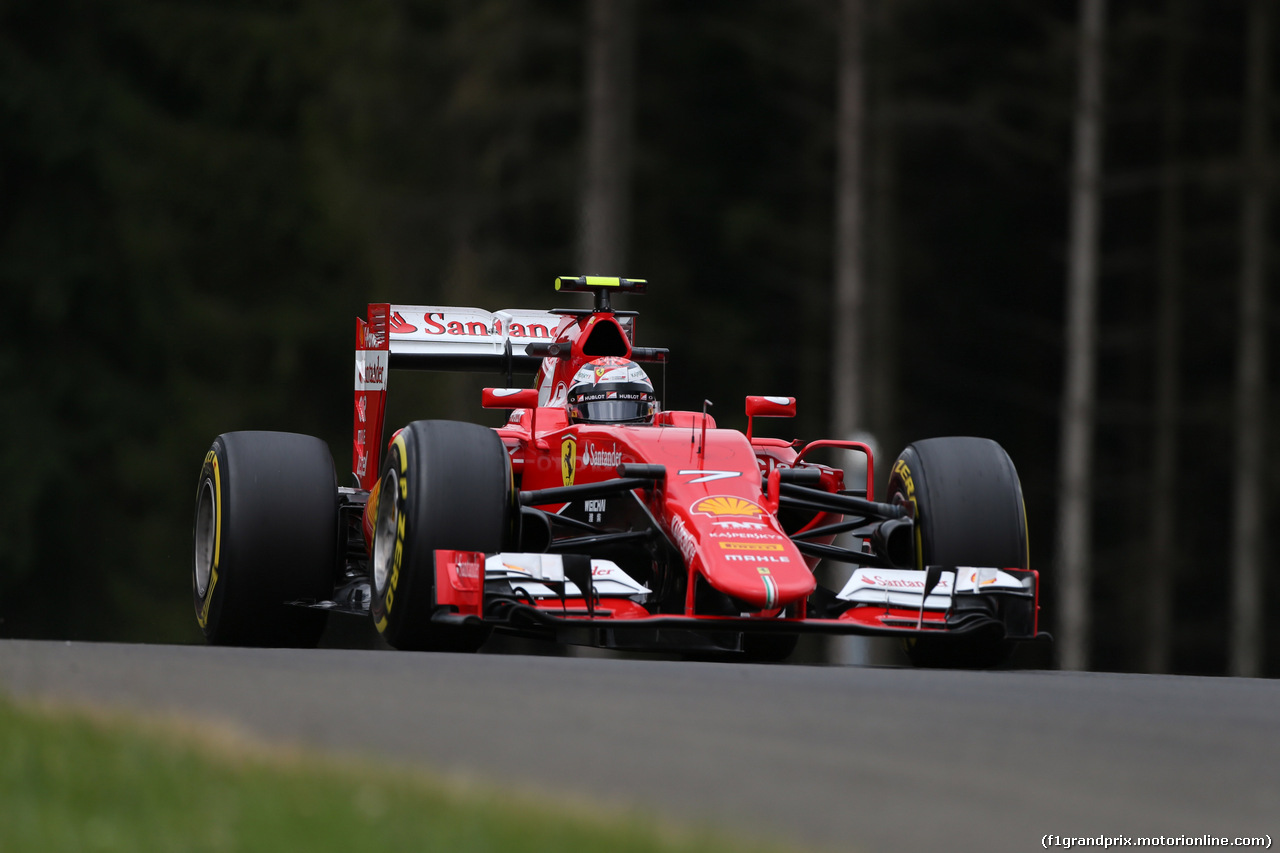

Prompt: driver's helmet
[{"left": 566, "top": 357, "right": 657, "bottom": 425}]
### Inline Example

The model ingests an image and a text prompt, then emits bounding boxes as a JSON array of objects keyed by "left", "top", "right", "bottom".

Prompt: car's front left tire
[{"left": 886, "top": 436, "right": 1029, "bottom": 669}]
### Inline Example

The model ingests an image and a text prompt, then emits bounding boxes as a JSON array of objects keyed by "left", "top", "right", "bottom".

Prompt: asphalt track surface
[{"left": 1, "top": 639, "right": 1276, "bottom": 853}]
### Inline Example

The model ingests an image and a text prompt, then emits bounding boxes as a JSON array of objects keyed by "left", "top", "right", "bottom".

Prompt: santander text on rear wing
[
  {"left": 353, "top": 303, "right": 571, "bottom": 489},
  {"left": 378, "top": 305, "right": 565, "bottom": 372}
]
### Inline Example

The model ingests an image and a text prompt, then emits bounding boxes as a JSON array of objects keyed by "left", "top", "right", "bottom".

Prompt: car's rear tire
[
  {"left": 368, "top": 420, "right": 512, "bottom": 652},
  {"left": 193, "top": 431, "right": 337, "bottom": 647},
  {"left": 886, "top": 436, "right": 1028, "bottom": 669}
]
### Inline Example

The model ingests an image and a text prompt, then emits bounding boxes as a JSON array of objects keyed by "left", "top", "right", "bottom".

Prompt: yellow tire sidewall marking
[
  {"left": 892, "top": 458, "right": 924, "bottom": 572},
  {"left": 197, "top": 450, "right": 222, "bottom": 629},
  {"left": 381, "top": 433, "right": 410, "bottom": 621}
]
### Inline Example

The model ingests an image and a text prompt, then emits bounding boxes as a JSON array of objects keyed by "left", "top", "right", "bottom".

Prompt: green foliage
[{"left": 0, "top": 696, "right": 794, "bottom": 853}]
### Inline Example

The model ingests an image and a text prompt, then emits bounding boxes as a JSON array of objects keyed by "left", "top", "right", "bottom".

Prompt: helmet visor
[{"left": 568, "top": 392, "right": 655, "bottom": 424}]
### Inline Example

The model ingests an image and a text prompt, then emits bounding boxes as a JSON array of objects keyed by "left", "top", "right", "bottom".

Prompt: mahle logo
[{"left": 561, "top": 436, "right": 578, "bottom": 486}]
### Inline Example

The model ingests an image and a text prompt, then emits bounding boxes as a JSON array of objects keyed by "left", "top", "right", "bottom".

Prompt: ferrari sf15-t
[{"left": 192, "top": 277, "right": 1047, "bottom": 666}]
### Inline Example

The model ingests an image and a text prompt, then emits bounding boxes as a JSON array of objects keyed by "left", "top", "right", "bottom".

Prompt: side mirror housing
[
  {"left": 745, "top": 395, "right": 796, "bottom": 440},
  {"left": 483, "top": 388, "right": 539, "bottom": 409}
]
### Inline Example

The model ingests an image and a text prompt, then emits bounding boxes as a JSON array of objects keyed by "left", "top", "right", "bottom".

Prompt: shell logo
[{"left": 694, "top": 496, "right": 765, "bottom": 518}]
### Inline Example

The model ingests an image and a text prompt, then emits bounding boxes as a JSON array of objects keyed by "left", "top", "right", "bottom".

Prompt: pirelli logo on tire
[
  {"left": 384, "top": 433, "right": 409, "bottom": 619},
  {"left": 892, "top": 458, "right": 915, "bottom": 498},
  {"left": 892, "top": 457, "right": 924, "bottom": 571},
  {"left": 196, "top": 449, "right": 222, "bottom": 630}
]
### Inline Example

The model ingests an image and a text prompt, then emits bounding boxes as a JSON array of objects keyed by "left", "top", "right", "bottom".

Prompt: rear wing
[
  {"left": 353, "top": 303, "right": 632, "bottom": 489},
  {"left": 377, "top": 305, "right": 564, "bottom": 372}
]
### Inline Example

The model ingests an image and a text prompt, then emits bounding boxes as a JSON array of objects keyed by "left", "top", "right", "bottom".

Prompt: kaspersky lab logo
[{"left": 561, "top": 436, "right": 578, "bottom": 486}]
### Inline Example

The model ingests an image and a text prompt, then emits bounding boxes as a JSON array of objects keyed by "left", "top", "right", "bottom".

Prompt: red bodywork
[{"left": 352, "top": 300, "right": 1040, "bottom": 642}]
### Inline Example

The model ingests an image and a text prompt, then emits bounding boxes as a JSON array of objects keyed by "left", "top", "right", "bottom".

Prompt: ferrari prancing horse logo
[{"left": 561, "top": 436, "right": 578, "bottom": 486}]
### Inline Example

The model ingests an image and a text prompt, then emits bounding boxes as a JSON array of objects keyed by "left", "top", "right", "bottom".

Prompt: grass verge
[{"left": 0, "top": 694, "right": 799, "bottom": 853}]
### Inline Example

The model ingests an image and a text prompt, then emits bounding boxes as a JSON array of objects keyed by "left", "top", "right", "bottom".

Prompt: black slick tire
[
  {"left": 192, "top": 431, "right": 337, "bottom": 647},
  {"left": 886, "top": 436, "right": 1029, "bottom": 669},
  {"left": 368, "top": 420, "right": 511, "bottom": 652}
]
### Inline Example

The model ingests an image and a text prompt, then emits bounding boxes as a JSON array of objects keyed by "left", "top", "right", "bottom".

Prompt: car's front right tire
[{"left": 193, "top": 431, "right": 337, "bottom": 647}]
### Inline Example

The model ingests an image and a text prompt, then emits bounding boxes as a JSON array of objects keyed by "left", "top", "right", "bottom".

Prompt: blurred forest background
[{"left": 2, "top": 0, "right": 1278, "bottom": 676}]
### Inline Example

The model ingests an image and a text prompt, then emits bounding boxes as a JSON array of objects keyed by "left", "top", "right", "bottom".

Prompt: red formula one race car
[{"left": 192, "top": 277, "right": 1046, "bottom": 666}]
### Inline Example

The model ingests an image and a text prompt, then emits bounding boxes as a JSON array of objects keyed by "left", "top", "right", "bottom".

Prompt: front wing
[{"left": 431, "top": 550, "right": 1044, "bottom": 649}]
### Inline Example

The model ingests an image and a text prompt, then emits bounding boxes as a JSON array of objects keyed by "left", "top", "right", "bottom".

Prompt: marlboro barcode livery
[{"left": 192, "top": 277, "right": 1048, "bottom": 665}]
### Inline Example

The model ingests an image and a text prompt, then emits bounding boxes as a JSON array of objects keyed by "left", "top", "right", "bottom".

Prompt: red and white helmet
[{"left": 566, "top": 357, "right": 656, "bottom": 425}]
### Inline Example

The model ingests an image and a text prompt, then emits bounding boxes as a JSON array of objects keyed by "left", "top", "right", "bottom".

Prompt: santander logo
[
  {"left": 862, "top": 573, "right": 952, "bottom": 591},
  {"left": 582, "top": 443, "right": 623, "bottom": 469},
  {"left": 669, "top": 516, "right": 697, "bottom": 563},
  {"left": 389, "top": 311, "right": 417, "bottom": 334}
]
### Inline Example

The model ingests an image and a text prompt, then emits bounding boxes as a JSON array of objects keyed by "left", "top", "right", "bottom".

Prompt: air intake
[{"left": 580, "top": 318, "right": 630, "bottom": 357}]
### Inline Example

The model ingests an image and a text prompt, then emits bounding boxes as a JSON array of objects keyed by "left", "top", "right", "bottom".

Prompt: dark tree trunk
[
  {"left": 1145, "top": 0, "right": 1186, "bottom": 675},
  {"left": 1056, "top": 0, "right": 1107, "bottom": 672},
  {"left": 832, "top": 0, "right": 868, "bottom": 441},
  {"left": 579, "top": 0, "right": 637, "bottom": 275},
  {"left": 1231, "top": 0, "right": 1270, "bottom": 678}
]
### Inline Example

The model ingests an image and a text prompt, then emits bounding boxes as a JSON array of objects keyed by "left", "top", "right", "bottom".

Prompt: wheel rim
[
  {"left": 372, "top": 468, "right": 399, "bottom": 595},
  {"left": 193, "top": 479, "right": 216, "bottom": 598}
]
